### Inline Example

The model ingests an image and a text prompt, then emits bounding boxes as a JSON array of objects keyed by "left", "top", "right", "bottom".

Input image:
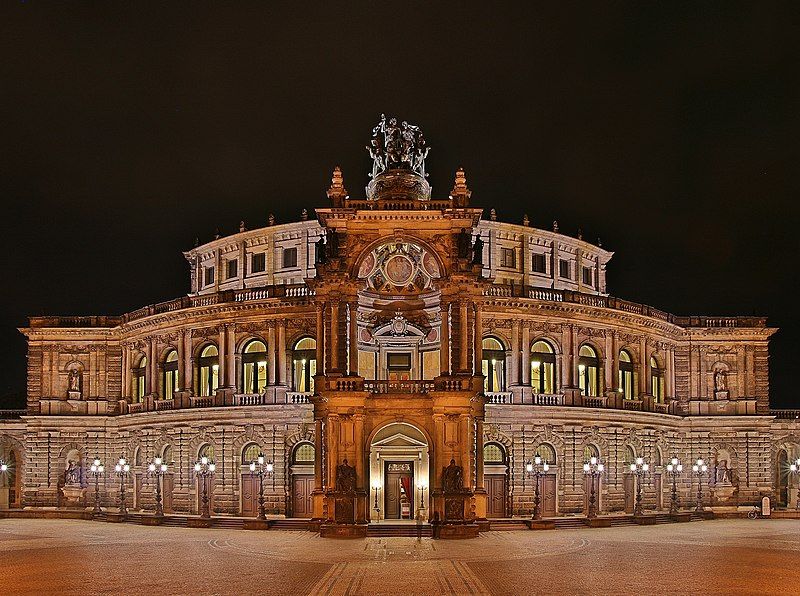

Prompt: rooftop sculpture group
[{"left": 367, "top": 114, "right": 430, "bottom": 179}]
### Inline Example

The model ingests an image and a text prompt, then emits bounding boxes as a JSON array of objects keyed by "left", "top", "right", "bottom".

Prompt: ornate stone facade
[{"left": 1, "top": 119, "right": 798, "bottom": 526}]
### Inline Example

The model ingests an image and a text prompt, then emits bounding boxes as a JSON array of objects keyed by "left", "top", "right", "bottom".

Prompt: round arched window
[
  {"left": 198, "top": 345, "right": 219, "bottom": 396},
  {"left": 292, "top": 337, "right": 317, "bottom": 393},
  {"left": 531, "top": 340, "right": 556, "bottom": 394},
  {"left": 482, "top": 337, "right": 506, "bottom": 392},
  {"left": 619, "top": 350, "right": 634, "bottom": 399},
  {"left": 578, "top": 345, "right": 599, "bottom": 397},
  {"left": 483, "top": 442, "right": 506, "bottom": 465},
  {"left": 164, "top": 350, "right": 179, "bottom": 400},
  {"left": 243, "top": 340, "right": 268, "bottom": 394}
]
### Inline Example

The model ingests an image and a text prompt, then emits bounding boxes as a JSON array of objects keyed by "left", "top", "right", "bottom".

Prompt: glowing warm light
[
  {"left": 201, "top": 456, "right": 208, "bottom": 465},
  {"left": 526, "top": 461, "right": 533, "bottom": 473},
  {"left": 630, "top": 463, "right": 636, "bottom": 472},
  {"left": 597, "top": 464, "right": 604, "bottom": 472},
  {"left": 208, "top": 463, "right": 216, "bottom": 472},
  {"left": 534, "top": 455, "right": 541, "bottom": 465},
  {"left": 249, "top": 462, "right": 256, "bottom": 472},
  {"left": 583, "top": 463, "right": 590, "bottom": 472},
  {"left": 543, "top": 463, "right": 550, "bottom": 472},
  {"left": 194, "top": 463, "right": 201, "bottom": 472},
  {"left": 266, "top": 462, "right": 274, "bottom": 473},
  {"left": 590, "top": 456, "right": 597, "bottom": 465}
]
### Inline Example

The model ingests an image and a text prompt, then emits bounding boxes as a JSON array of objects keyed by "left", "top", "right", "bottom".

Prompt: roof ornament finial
[
  {"left": 268, "top": 214, "right": 275, "bottom": 227},
  {"left": 367, "top": 114, "right": 430, "bottom": 179},
  {"left": 239, "top": 220, "right": 246, "bottom": 233},
  {"left": 301, "top": 208, "right": 308, "bottom": 221},
  {"left": 490, "top": 208, "right": 497, "bottom": 221},
  {"left": 327, "top": 166, "right": 348, "bottom": 208},
  {"left": 577, "top": 228, "right": 583, "bottom": 240},
  {"left": 553, "top": 220, "right": 559, "bottom": 233},
  {"left": 449, "top": 167, "right": 471, "bottom": 207},
  {"left": 214, "top": 228, "right": 220, "bottom": 240},
  {"left": 522, "top": 214, "right": 530, "bottom": 227}
]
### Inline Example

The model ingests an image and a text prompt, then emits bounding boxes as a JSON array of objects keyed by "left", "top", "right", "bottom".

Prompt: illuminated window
[
  {"left": 500, "top": 247, "right": 516, "bottom": 269},
  {"left": 531, "top": 340, "right": 556, "bottom": 394},
  {"left": 133, "top": 356, "right": 147, "bottom": 402},
  {"left": 292, "top": 337, "right": 317, "bottom": 393},
  {"left": 583, "top": 444, "right": 599, "bottom": 461},
  {"left": 251, "top": 252, "right": 266, "bottom": 273},
  {"left": 293, "top": 443, "right": 315, "bottom": 464},
  {"left": 243, "top": 340, "right": 268, "bottom": 394},
  {"left": 164, "top": 350, "right": 179, "bottom": 399},
  {"left": 619, "top": 350, "right": 634, "bottom": 399},
  {"left": 650, "top": 356, "right": 664, "bottom": 402},
  {"left": 481, "top": 337, "right": 506, "bottom": 392},
  {"left": 536, "top": 443, "right": 556, "bottom": 465},
  {"left": 283, "top": 247, "right": 298, "bottom": 269},
  {"left": 578, "top": 345, "right": 599, "bottom": 397},
  {"left": 226, "top": 259, "right": 238, "bottom": 279},
  {"left": 242, "top": 442, "right": 262, "bottom": 464},
  {"left": 198, "top": 345, "right": 219, "bottom": 396},
  {"left": 483, "top": 443, "right": 506, "bottom": 464},
  {"left": 531, "top": 253, "right": 547, "bottom": 274},
  {"left": 582, "top": 266, "right": 593, "bottom": 286},
  {"left": 204, "top": 266, "right": 215, "bottom": 286},
  {"left": 199, "top": 443, "right": 215, "bottom": 461}
]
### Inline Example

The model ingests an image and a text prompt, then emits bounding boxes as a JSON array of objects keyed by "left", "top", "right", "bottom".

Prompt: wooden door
[
  {"left": 385, "top": 472, "right": 402, "bottom": 519},
  {"left": 292, "top": 475, "right": 314, "bottom": 518},
  {"left": 196, "top": 476, "right": 215, "bottom": 514},
  {"left": 486, "top": 474, "right": 506, "bottom": 518},
  {"left": 384, "top": 462, "right": 413, "bottom": 519},
  {"left": 134, "top": 473, "right": 143, "bottom": 510},
  {"left": 162, "top": 474, "right": 174, "bottom": 513},
  {"left": 654, "top": 475, "right": 663, "bottom": 510},
  {"left": 624, "top": 474, "right": 635, "bottom": 513},
  {"left": 583, "top": 476, "right": 601, "bottom": 514},
  {"left": 241, "top": 474, "right": 259, "bottom": 517},
  {"left": 541, "top": 475, "right": 557, "bottom": 517}
]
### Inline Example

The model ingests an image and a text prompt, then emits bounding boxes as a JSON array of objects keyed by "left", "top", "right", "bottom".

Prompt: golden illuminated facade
[{"left": 1, "top": 118, "right": 798, "bottom": 531}]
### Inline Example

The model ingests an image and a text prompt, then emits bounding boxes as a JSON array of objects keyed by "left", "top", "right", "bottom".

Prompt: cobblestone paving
[{"left": 1, "top": 519, "right": 799, "bottom": 595}]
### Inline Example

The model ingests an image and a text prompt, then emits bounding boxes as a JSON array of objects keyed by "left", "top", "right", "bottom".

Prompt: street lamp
[
  {"left": 371, "top": 481, "right": 381, "bottom": 518},
  {"left": 114, "top": 457, "right": 130, "bottom": 516},
  {"left": 89, "top": 458, "right": 104, "bottom": 514},
  {"left": 525, "top": 456, "right": 550, "bottom": 520},
  {"left": 692, "top": 458, "right": 708, "bottom": 512},
  {"left": 248, "top": 453, "right": 273, "bottom": 520},
  {"left": 416, "top": 480, "right": 428, "bottom": 515},
  {"left": 583, "top": 457, "right": 604, "bottom": 519},
  {"left": 790, "top": 458, "right": 800, "bottom": 511},
  {"left": 629, "top": 457, "right": 650, "bottom": 517},
  {"left": 666, "top": 457, "right": 683, "bottom": 515},
  {"left": 194, "top": 456, "right": 216, "bottom": 519},
  {"left": 147, "top": 457, "right": 168, "bottom": 517}
]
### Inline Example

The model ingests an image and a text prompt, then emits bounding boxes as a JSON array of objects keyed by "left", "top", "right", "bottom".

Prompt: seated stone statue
[
  {"left": 442, "top": 459, "right": 464, "bottom": 493},
  {"left": 335, "top": 459, "right": 356, "bottom": 494}
]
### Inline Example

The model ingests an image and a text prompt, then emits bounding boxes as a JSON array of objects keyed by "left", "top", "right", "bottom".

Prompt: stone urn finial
[{"left": 327, "top": 166, "right": 348, "bottom": 207}]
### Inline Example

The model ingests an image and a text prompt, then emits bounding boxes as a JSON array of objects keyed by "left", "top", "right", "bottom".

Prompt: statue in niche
[
  {"left": 335, "top": 459, "right": 356, "bottom": 494},
  {"left": 457, "top": 228, "right": 471, "bottom": 259},
  {"left": 68, "top": 369, "right": 82, "bottom": 394},
  {"left": 714, "top": 369, "right": 727, "bottom": 392},
  {"left": 471, "top": 235, "right": 484, "bottom": 266},
  {"left": 64, "top": 460, "right": 81, "bottom": 486},
  {"left": 315, "top": 236, "right": 327, "bottom": 265},
  {"left": 715, "top": 459, "right": 733, "bottom": 484},
  {"left": 326, "top": 230, "right": 339, "bottom": 258},
  {"left": 442, "top": 459, "right": 464, "bottom": 493}
]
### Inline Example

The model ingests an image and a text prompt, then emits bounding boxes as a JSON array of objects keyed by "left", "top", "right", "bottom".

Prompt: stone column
[
  {"left": 315, "top": 303, "right": 325, "bottom": 376},
  {"left": 433, "top": 414, "right": 445, "bottom": 491},
  {"left": 510, "top": 321, "right": 520, "bottom": 386},
  {"left": 314, "top": 419, "right": 323, "bottom": 490},
  {"left": 521, "top": 324, "right": 530, "bottom": 386},
  {"left": 226, "top": 324, "right": 236, "bottom": 389},
  {"left": 267, "top": 324, "right": 277, "bottom": 386},
  {"left": 354, "top": 414, "right": 365, "bottom": 491},
  {"left": 665, "top": 346, "right": 674, "bottom": 398},
  {"left": 218, "top": 327, "right": 226, "bottom": 388},
  {"left": 604, "top": 333, "right": 613, "bottom": 393},
  {"left": 183, "top": 332, "right": 193, "bottom": 394},
  {"left": 122, "top": 344, "right": 130, "bottom": 399},
  {"left": 145, "top": 340, "right": 154, "bottom": 395},
  {"left": 328, "top": 415, "right": 339, "bottom": 488},
  {"left": 439, "top": 301, "right": 450, "bottom": 375},
  {"left": 612, "top": 332, "right": 620, "bottom": 392},
  {"left": 459, "top": 300, "right": 469, "bottom": 372},
  {"left": 475, "top": 418, "right": 485, "bottom": 490},
  {"left": 348, "top": 302, "right": 358, "bottom": 376},
  {"left": 473, "top": 302, "right": 483, "bottom": 375},
  {"left": 277, "top": 319, "right": 287, "bottom": 385},
  {"left": 177, "top": 330, "right": 186, "bottom": 391},
  {"left": 330, "top": 300, "right": 340, "bottom": 372},
  {"left": 639, "top": 336, "right": 648, "bottom": 396}
]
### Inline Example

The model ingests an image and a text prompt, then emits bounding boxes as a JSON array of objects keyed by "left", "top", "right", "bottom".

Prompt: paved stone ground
[{"left": 1, "top": 519, "right": 799, "bottom": 595}]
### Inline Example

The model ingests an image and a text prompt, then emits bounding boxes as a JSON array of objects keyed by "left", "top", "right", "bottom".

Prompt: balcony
[
  {"left": 0, "top": 409, "right": 26, "bottom": 419},
  {"left": 365, "top": 380, "right": 436, "bottom": 394},
  {"left": 771, "top": 409, "right": 800, "bottom": 421}
]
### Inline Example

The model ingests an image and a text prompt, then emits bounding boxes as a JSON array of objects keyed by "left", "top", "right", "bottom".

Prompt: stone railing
[
  {"left": 189, "top": 396, "right": 214, "bottom": 409},
  {"left": 623, "top": 399, "right": 643, "bottom": 411},
  {"left": 0, "top": 409, "right": 26, "bottom": 419},
  {"left": 365, "top": 380, "right": 437, "bottom": 394},
  {"left": 288, "top": 392, "right": 312, "bottom": 404},
  {"left": 154, "top": 399, "right": 174, "bottom": 411},
  {"left": 485, "top": 391, "right": 512, "bottom": 404},
  {"left": 582, "top": 396, "right": 608, "bottom": 408},
  {"left": 128, "top": 402, "right": 144, "bottom": 414},
  {"left": 531, "top": 393, "right": 564, "bottom": 406},
  {"left": 232, "top": 393, "right": 268, "bottom": 406},
  {"left": 771, "top": 409, "right": 800, "bottom": 421}
]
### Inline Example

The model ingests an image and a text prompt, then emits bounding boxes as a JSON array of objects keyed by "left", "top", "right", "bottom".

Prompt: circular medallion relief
[{"left": 383, "top": 254, "right": 415, "bottom": 286}]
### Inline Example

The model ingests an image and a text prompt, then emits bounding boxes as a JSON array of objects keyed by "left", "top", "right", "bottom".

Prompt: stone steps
[{"left": 367, "top": 524, "right": 433, "bottom": 537}]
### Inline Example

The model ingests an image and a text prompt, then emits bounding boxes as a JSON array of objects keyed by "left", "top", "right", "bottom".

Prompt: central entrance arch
[{"left": 369, "top": 422, "right": 430, "bottom": 521}]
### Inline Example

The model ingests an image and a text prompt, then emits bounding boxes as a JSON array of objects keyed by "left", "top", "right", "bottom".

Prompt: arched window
[
  {"left": 650, "top": 356, "right": 664, "bottom": 402},
  {"left": 133, "top": 356, "right": 147, "bottom": 402},
  {"left": 619, "top": 350, "right": 634, "bottom": 399},
  {"left": 198, "top": 345, "right": 219, "bottom": 397},
  {"left": 198, "top": 443, "right": 215, "bottom": 461},
  {"left": 292, "top": 442, "right": 315, "bottom": 465},
  {"left": 583, "top": 444, "right": 599, "bottom": 462},
  {"left": 164, "top": 350, "right": 179, "bottom": 400},
  {"left": 654, "top": 447, "right": 663, "bottom": 467},
  {"left": 242, "top": 442, "right": 262, "bottom": 465},
  {"left": 292, "top": 337, "right": 317, "bottom": 393},
  {"left": 162, "top": 445, "right": 172, "bottom": 464},
  {"left": 483, "top": 442, "right": 506, "bottom": 464},
  {"left": 531, "top": 340, "right": 556, "bottom": 394},
  {"left": 578, "top": 345, "right": 599, "bottom": 397},
  {"left": 242, "top": 340, "right": 268, "bottom": 394},
  {"left": 535, "top": 443, "right": 557, "bottom": 465},
  {"left": 624, "top": 445, "right": 636, "bottom": 467},
  {"left": 481, "top": 337, "right": 506, "bottom": 392},
  {"left": 134, "top": 446, "right": 143, "bottom": 467}
]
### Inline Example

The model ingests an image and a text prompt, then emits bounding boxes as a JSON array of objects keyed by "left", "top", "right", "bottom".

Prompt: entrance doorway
[
  {"left": 290, "top": 442, "right": 316, "bottom": 518},
  {"left": 384, "top": 461, "right": 414, "bottom": 519},
  {"left": 369, "top": 422, "right": 430, "bottom": 522},
  {"left": 624, "top": 474, "right": 635, "bottom": 513}
]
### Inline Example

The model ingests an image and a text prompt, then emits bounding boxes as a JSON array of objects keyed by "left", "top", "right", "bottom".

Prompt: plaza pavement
[{"left": 1, "top": 518, "right": 798, "bottom": 595}]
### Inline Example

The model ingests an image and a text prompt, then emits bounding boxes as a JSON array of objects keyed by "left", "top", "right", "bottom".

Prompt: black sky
[{"left": 1, "top": 3, "right": 798, "bottom": 409}]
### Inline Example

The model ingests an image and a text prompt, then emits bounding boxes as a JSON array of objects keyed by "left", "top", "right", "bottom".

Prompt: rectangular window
[
  {"left": 500, "top": 247, "right": 516, "bottom": 269},
  {"left": 283, "top": 247, "right": 298, "bottom": 269},
  {"left": 204, "top": 266, "right": 215, "bottom": 286},
  {"left": 250, "top": 252, "right": 266, "bottom": 273},
  {"left": 531, "top": 253, "right": 547, "bottom": 273},
  {"left": 226, "top": 259, "right": 238, "bottom": 279},
  {"left": 582, "top": 266, "right": 593, "bottom": 286},
  {"left": 387, "top": 353, "right": 412, "bottom": 370},
  {"left": 559, "top": 259, "right": 571, "bottom": 279}
]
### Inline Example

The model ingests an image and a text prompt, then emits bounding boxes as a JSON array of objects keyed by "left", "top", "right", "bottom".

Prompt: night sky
[{"left": 1, "top": 4, "right": 797, "bottom": 409}]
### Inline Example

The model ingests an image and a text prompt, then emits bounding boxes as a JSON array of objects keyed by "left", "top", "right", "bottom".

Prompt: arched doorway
[
  {"left": 535, "top": 443, "right": 558, "bottom": 517},
  {"left": 369, "top": 422, "right": 430, "bottom": 522},
  {"left": 777, "top": 449, "right": 789, "bottom": 507},
  {"left": 290, "top": 442, "right": 315, "bottom": 518},
  {"left": 583, "top": 444, "right": 602, "bottom": 514},
  {"left": 483, "top": 442, "right": 507, "bottom": 518},
  {"left": 0, "top": 448, "right": 21, "bottom": 509},
  {"left": 196, "top": 443, "right": 216, "bottom": 514},
  {"left": 240, "top": 442, "right": 263, "bottom": 517},
  {"left": 623, "top": 445, "right": 636, "bottom": 513}
]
